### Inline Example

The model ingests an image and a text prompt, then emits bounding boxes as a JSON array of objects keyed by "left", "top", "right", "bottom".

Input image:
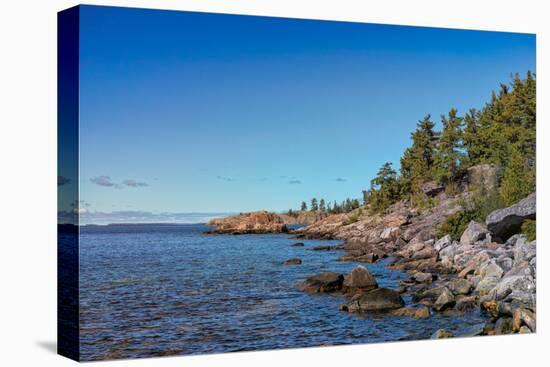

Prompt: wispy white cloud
[
  {"left": 123, "top": 179, "right": 148, "bottom": 188},
  {"left": 90, "top": 176, "right": 121, "bottom": 188},
  {"left": 216, "top": 175, "right": 234, "bottom": 182}
]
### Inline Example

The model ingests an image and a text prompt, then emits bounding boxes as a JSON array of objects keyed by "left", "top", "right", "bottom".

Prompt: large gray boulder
[
  {"left": 432, "top": 287, "right": 456, "bottom": 311},
  {"left": 421, "top": 181, "right": 445, "bottom": 197},
  {"left": 343, "top": 265, "right": 378, "bottom": 293},
  {"left": 434, "top": 235, "right": 452, "bottom": 252},
  {"left": 448, "top": 278, "right": 473, "bottom": 296},
  {"left": 486, "top": 193, "right": 536, "bottom": 240},
  {"left": 513, "top": 237, "right": 536, "bottom": 266},
  {"left": 299, "top": 272, "right": 344, "bottom": 293},
  {"left": 489, "top": 275, "right": 536, "bottom": 301},
  {"left": 460, "top": 221, "right": 489, "bottom": 246},
  {"left": 341, "top": 288, "right": 404, "bottom": 312}
]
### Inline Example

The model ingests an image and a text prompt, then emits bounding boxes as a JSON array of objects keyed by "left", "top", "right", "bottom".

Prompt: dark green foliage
[
  {"left": 462, "top": 108, "right": 483, "bottom": 166},
  {"left": 296, "top": 73, "right": 535, "bottom": 224},
  {"left": 299, "top": 197, "right": 358, "bottom": 214},
  {"left": 521, "top": 219, "right": 536, "bottom": 241},
  {"left": 400, "top": 114, "right": 438, "bottom": 197},
  {"left": 362, "top": 190, "right": 370, "bottom": 205},
  {"left": 437, "top": 183, "right": 504, "bottom": 241},
  {"left": 287, "top": 209, "right": 298, "bottom": 218},
  {"left": 310, "top": 198, "right": 318, "bottom": 212},
  {"left": 367, "top": 162, "right": 401, "bottom": 214},
  {"left": 467, "top": 72, "right": 536, "bottom": 169},
  {"left": 434, "top": 108, "right": 465, "bottom": 185},
  {"left": 500, "top": 145, "right": 535, "bottom": 206},
  {"left": 437, "top": 211, "right": 475, "bottom": 241},
  {"left": 319, "top": 199, "right": 326, "bottom": 212},
  {"left": 343, "top": 209, "right": 362, "bottom": 225}
]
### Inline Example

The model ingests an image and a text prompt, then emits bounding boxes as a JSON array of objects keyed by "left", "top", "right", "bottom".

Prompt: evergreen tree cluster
[
  {"left": 290, "top": 197, "right": 361, "bottom": 215},
  {"left": 288, "top": 72, "right": 535, "bottom": 218},
  {"left": 364, "top": 72, "right": 536, "bottom": 213}
]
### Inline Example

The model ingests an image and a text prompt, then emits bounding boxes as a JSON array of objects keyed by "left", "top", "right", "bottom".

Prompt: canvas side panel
[{"left": 57, "top": 5, "right": 80, "bottom": 361}]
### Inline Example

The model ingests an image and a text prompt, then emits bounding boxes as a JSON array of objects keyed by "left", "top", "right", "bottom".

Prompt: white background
[{"left": 0, "top": 0, "right": 547, "bottom": 366}]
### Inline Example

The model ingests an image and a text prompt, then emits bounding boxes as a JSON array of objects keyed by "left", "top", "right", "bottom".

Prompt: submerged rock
[
  {"left": 299, "top": 272, "right": 344, "bottom": 293},
  {"left": 282, "top": 258, "right": 302, "bottom": 265},
  {"left": 291, "top": 242, "right": 305, "bottom": 247},
  {"left": 310, "top": 245, "right": 343, "bottom": 251},
  {"left": 390, "top": 306, "right": 430, "bottom": 318}
]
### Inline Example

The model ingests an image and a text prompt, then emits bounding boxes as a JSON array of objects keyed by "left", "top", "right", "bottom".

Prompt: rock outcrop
[
  {"left": 486, "top": 192, "right": 536, "bottom": 240},
  {"left": 280, "top": 211, "right": 330, "bottom": 225},
  {"left": 207, "top": 211, "right": 289, "bottom": 234}
]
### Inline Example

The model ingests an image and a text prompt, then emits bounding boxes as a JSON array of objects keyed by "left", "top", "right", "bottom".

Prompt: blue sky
[{"left": 69, "top": 5, "right": 535, "bottom": 217}]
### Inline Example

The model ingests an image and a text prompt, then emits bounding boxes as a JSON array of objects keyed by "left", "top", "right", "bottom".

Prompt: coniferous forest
[{"left": 291, "top": 72, "right": 536, "bottom": 238}]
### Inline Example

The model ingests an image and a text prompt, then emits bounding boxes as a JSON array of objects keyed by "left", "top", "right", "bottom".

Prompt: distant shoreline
[{"left": 59, "top": 222, "right": 215, "bottom": 228}]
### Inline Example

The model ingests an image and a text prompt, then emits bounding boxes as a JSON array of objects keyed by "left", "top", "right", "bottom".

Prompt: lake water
[{"left": 77, "top": 223, "right": 486, "bottom": 361}]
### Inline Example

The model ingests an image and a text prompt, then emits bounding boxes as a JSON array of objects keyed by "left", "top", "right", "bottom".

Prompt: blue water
[{"left": 78, "top": 223, "right": 485, "bottom": 360}]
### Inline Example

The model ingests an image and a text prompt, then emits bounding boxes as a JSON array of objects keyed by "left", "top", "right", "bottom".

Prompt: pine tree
[
  {"left": 368, "top": 162, "right": 400, "bottom": 214},
  {"left": 434, "top": 108, "right": 465, "bottom": 185},
  {"left": 310, "top": 198, "right": 319, "bottom": 212},
  {"left": 344, "top": 198, "right": 352, "bottom": 212},
  {"left": 400, "top": 114, "right": 438, "bottom": 197},
  {"left": 362, "top": 190, "right": 370, "bottom": 205},
  {"left": 300, "top": 201, "right": 307, "bottom": 211},
  {"left": 462, "top": 108, "right": 483, "bottom": 166},
  {"left": 319, "top": 199, "right": 326, "bottom": 212}
]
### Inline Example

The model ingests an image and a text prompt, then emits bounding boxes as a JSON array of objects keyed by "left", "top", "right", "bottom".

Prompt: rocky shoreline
[
  {"left": 206, "top": 187, "right": 536, "bottom": 338},
  {"left": 293, "top": 191, "right": 536, "bottom": 337}
]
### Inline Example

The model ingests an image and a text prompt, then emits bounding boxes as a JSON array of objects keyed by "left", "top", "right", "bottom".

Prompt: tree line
[
  {"left": 288, "top": 72, "right": 535, "bottom": 221},
  {"left": 287, "top": 197, "right": 361, "bottom": 216},
  {"left": 366, "top": 72, "right": 535, "bottom": 214}
]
